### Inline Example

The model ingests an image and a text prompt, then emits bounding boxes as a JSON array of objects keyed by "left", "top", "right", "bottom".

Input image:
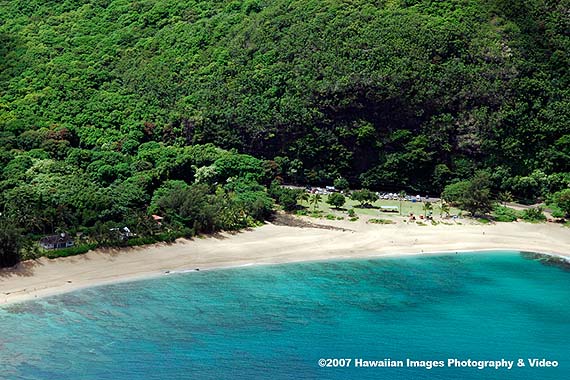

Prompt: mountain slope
[{"left": 1, "top": 0, "right": 568, "bottom": 192}]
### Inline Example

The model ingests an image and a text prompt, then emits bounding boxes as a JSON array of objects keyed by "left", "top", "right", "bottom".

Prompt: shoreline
[{"left": 1, "top": 219, "right": 569, "bottom": 307}]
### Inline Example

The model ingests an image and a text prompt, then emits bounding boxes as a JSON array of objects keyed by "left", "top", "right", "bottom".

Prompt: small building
[{"left": 40, "top": 233, "right": 74, "bottom": 250}]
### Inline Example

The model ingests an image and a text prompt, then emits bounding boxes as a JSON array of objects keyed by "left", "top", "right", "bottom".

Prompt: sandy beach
[{"left": 1, "top": 216, "right": 569, "bottom": 306}]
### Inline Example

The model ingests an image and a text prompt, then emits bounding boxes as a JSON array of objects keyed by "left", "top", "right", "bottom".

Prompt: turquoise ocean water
[{"left": 1, "top": 251, "right": 569, "bottom": 380}]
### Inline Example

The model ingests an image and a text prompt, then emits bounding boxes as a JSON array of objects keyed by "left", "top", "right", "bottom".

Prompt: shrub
[
  {"left": 367, "top": 218, "right": 395, "bottom": 224},
  {"left": 521, "top": 207, "right": 546, "bottom": 222},
  {"left": 492, "top": 205, "right": 520, "bottom": 222},
  {"left": 277, "top": 188, "right": 300, "bottom": 211},
  {"left": 157, "top": 231, "right": 185, "bottom": 242},
  {"left": 441, "top": 181, "right": 470, "bottom": 204},
  {"left": 268, "top": 182, "right": 300, "bottom": 211},
  {"left": 333, "top": 177, "right": 350, "bottom": 192},
  {"left": 351, "top": 189, "right": 378, "bottom": 207},
  {"left": 549, "top": 206, "right": 565, "bottom": 219},
  {"left": 127, "top": 237, "right": 160, "bottom": 246},
  {"left": 347, "top": 208, "right": 356, "bottom": 217},
  {"left": 43, "top": 243, "right": 98, "bottom": 259},
  {"left": 327, "top": 193, "right": 346, "bottom": 209},
  {"left": 551, "top": 189, "right": 570, "bottom": 216}
]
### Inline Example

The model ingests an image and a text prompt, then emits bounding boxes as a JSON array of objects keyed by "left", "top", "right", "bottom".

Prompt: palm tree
[
  {"left": 398, "top": 190, "right": 406, "bottom": 216},
  {"left": 423, "top": 201, "right": 433, "bottom": 215},
  {"left": 439, "top": 201, "right": 450, "bottom": 218},
  {"left": 132, "top": 210, "right": 158, "bottom": 236},
  {"left": 310, "top": 194, "right": 322, "bottom": 212},
  {"left": 498, "top": 191, "right": 514, "bottom": 206},
  {"left": 298, "top": 191, "right": 310, "bottom": 207}
]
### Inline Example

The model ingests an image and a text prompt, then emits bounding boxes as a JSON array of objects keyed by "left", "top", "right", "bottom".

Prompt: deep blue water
[{"left": 1, "top": 251, "right": 569, "bottom": 380}]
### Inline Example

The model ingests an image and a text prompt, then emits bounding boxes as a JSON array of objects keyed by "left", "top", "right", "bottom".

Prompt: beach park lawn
[{"left": 297, "top": 194, "right": 463, "bottom": 221}]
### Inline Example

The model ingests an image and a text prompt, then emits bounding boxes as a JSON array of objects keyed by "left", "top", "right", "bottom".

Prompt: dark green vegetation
[
  {"left": 1, "top": 0, "right": 570, "bottom": 265},
  {"left": 492, "top": 204, "right": 520, "bottom": 222},
  {"left": 491, "top": 204, "right": 547, "bottom": 222},
  {"left": 550, "top": 189, "right": 570, "bottom": 215},
  {"left": 350, "top": 189, "right": 378, "bottom": 207},
  {"left": 326, "top": 192, "right": 346, "bottom": 209},
  {"left": 268, "top": 183, "right": 305, "bottom": 211},
  {"left": 446, "top": 171, "right": 493, "bottom": 216},
  {"left": 521, "top": 206, "right": 547, "bottom": 222},
  {"left": 368, "top": 218, "right": 395, "bottom": 225},
  {"left": 0, "top": 219, "right": 21, "bottom": 267},
  {"left": 333, "top": 177, "right": 350, "bottom": 192},
  {"left": 0, "top": 142, "right": 276, "bottom": 266},
  {"left": 2, "top": 0, "right": 569, "bottom": 191}
]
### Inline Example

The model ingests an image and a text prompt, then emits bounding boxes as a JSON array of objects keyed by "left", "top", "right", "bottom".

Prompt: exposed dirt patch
[{"left": 269, "top": 212, "right": 352, "bottom": 232}]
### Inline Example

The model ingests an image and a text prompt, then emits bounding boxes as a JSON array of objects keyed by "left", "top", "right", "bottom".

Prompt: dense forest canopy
[
  {"left": 1, "top": 0, "right": 569, "bottom": 193},
  {"left": 0, "top": 0, "right": 570, "bottom": 266},
  {"left": 0, "top": 0, "right": 569, "bottom": 265}
]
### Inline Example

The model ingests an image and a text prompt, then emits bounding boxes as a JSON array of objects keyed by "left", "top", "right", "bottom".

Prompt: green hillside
[
  {"left": 0, "top": 0, "right": 569, "bottom": 265},
  {"left": 2, "top": 0, "right": 569, "bottom": 190}
]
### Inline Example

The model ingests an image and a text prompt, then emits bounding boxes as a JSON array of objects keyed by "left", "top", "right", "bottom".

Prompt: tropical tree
[
  {"left": 333, "top": 177, "right": 350, "bottom": 192},
  {"left": 128, "top": 210, "right": 160, "bottom": 237},
  {"left": 398, "top": 190, "right": 406, "bottom": 216},
  {"left": 278, "top": 188, "right": 300, "bottom": 211},
  {"left": 351, "top": 189, "right": 378, "bottom": 208},
  {"left": 439, "top": 201, "right": 451, "bottom": 218},
  {"left": 441, "top": 181, "right": 470, "bottom": 206},
  {"left": 422, "top": 202, "right": 433, "bottom": 216},
  {"left": 521, "top": 207, "right": 546, "bottom": 222},
  {"left": 298, "top": 191, "right": 310, "bottom": 205},
  {"left": 327, "top": 193, "right": 346, "bottom": 209},
  {"left": 460, "top": 172, "right": 493, "bottom": 216},
  {"left": 0, "top": 219, "right": 22, "bottom": 268},
  {"left": 551, "top": 189, "right": 570, "bottom": 216},
  {"left": 498, "top": 191, "right": 514, "bottom": 206},
  {"left": 310, "top": 194, "right": 322, "bottom": 211}
]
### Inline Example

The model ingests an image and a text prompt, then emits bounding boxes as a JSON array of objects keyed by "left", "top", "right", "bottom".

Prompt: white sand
[{"left": 1, "top": 217, "right": 569, "bottom": 306}]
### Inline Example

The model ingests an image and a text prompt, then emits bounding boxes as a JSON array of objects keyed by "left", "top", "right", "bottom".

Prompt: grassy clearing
[
  {"left": 298, "top": 194, "right": 461, "bottom": 220},
  {"left": 298, "top": 194, "right": 551, "bottom": 227}
]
